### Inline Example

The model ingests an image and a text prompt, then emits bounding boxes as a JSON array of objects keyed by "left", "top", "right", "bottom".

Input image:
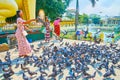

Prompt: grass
[
  {"left": 60, "top": 31, "right": 95, "bottom": 41},
  {"left": 61, "top": 31, "right": 120, "bottom": 43},
  {"left": 60, "top": 31, "right": 76, "bottom": 40}
]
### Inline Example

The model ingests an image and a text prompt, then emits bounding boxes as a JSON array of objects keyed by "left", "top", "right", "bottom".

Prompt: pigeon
[
  {"left": 59, "top": 37, "right": 63, "bottom": 42},
  {"left": 2, "top": 66, "right": 14, "bottom": 79},
  {"left": 21, "top": 64, "right": 29, "bottom": 71},
  {"left": 6, "top": 51, "right": 10, "bottom": 56},
  {"left": 60, "top": 42, "right": 64, "bottom": 46},
  {"left": 112, "top": 58, "right": 118, "bottom": 64},
  {"left": 38, "top": 67, "right": 48, "bottom": 76},
  {"left": 32, "top": 55, "right": 39, "bottom": 61},
  {"left": 85, "top": 71, "right": 96, "bottom": 79},
  {"left": 34, "top": 61, "right": 41, "bottom": 67},
  {"left": 31, "top": 45, "right": 34, "bottom": 49},
  {"left": 66, "top": 75, "right": 75, "bottom": 80},
  {"left": 48, "top": 69, "right": 57, "bottom": 78},
  {"left": 65, "top": 42, "right": 69, "bottom": 46},
  {"left": 36, "top": 74, "right": 46, "bottom": 80},
  {"left": 4, "top": 54, "right": 11, "bottom": 62},
  {"left": 53, "top": 46, "right": 58, "bottom": 52},
  {"left": 22, "top": 73, "right": 31, "bottom": 80},
  {"left": 2, "top": 65, "right": 12, "bottom": 72},
  {"left": 23, "top": 57, "right": 31, "bottom": 66},
  {"left": 103, "top": 77, "right": 115, "bottom": 80},
  {"left": 49, "top": 43, "right": 54, "bottom": 47},
  {"left": 1, "top": 61, "right": 11, "bottom": 66},
  {"left": 36, "top": 47, "right": 41, "bottom": 50},
  {"left": 33, "top": 49, "right": 39, "bottom": 53},
  {"left": 96, "top": 69, "right": 102, "bottom": 76},
  {"left": 58, "top": 72, "right": 64, "bottom": 80},
  {"left": 39, "top": 42, "right": 43, "bottom": 45},
  {"left": 27, "top": 69, "right": 37, "bottom": 77},
  {"left": 116, "top": 65, "right": 120, "bottom": 69},
  {"left": 82, "top": 70, "right": 91, "bottom": 77},
  {"left": 14, "top": 60, "right": 20, "bottom": 68},
  {"left": 97, "top": 63, "right": 104, "bottom": 70},
  {"left": 103, "top": 70, "right": 112, "bottom": 77},
  {"left": 69, "top": 68, "right": 74, "bottom": 76},
  {"left": 14, "top": 45, "right": 18, "bottom": 52},
  {"left": 0, "top": 59, "right": 3, "bottom": 66},
  {"left": 110, "top": 65, "right": 116, "bottom": 76}
]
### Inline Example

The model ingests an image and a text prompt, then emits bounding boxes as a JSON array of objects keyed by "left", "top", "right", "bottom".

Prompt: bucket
[{"left": 28, "top": 38, "right": 32, "bottom": 43}]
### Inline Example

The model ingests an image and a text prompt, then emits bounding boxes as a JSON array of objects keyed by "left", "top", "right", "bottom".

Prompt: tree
[
  {"left": 65, "top": 9, "right": 75, "bottom": 20},
  {"left": 75, "top": 0, "right": 99, "bottom": 31},
  {"left": 92, "top": 17, "right": 100, "bottom": 24},
  {"left": 90, "top": 14, "right": 101, "bottom": 24},
  {"left": 79, "top": 14, "right": 89, "bottom": 24},
  {"left": 36, "top": 0, "right": 72, "bottom": 21},
  {"left": 75, "top": 0, "right": 79, "bottom": 31},
  {"left": 75, "top": 0, "right": 98, "bottom": 39},
  {"left": 6, "top": 15, "right": 16, "bottom": 23},
  {"left": 90, "top": 0, "right": 99, "bottom": 7}
]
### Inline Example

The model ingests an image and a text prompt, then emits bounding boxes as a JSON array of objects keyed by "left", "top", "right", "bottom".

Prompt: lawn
[{"left": 60, "top": 31, "right": 95, "bottom": 41}]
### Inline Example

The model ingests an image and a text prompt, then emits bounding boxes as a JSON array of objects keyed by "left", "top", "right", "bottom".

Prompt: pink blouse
[{"left": 53, "top": 19, "right": 61, "bottom": 25}]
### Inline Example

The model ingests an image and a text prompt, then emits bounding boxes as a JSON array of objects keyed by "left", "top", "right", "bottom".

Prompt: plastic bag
[{"left": 22, "top": 30, "right": 28, "bottom": 36}]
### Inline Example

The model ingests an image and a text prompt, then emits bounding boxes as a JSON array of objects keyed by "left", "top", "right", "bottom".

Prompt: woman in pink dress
[{"left": 15, "top": 10, "right": 36, "bottom": 57}]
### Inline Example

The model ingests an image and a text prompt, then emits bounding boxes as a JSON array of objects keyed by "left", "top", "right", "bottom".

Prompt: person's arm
[
  {"left": 37, "top": 17, "right": 46, "bottom": 26},
  {"left": 24, "top": 25, "right": 32, "bottom": 32},
  {"left": 23, "top": 19, "right": 36, "bottom": 24}
]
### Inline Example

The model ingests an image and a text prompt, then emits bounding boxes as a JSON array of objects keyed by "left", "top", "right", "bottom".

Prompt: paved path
[{"left": 0, "top": 39, "right": 120, "bottom": 80}]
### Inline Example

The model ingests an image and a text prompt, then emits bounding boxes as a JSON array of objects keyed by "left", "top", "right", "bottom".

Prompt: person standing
[
  {"left": 45, "top": 16, "right": 50, "bottom": 42},
  {"left": 80, "top": 29, "right": 84, "bottom": 40},
  {"left": 53, "top": 17, "right": 61, "bottom": 38},
  {"left": 15, "top": 10, "right": 36, "bottom": 57},
  {"left": 84, "top": 27, "right": 89, "bottom": 38},
  {"left": 76, "top": 29, "right": 80, "bottom": 40}
]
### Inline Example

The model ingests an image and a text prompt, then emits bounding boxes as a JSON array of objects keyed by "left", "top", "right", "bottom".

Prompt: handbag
[{"left": 22, "top": 30, "right": 28, "bottom": 36}]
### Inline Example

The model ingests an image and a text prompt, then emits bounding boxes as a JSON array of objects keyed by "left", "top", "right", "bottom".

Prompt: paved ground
[{"left": 0, "top": 39, "right": 120, "bottom": 80}]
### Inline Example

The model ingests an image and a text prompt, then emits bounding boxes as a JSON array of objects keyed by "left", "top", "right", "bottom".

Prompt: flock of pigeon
[{"left": 0, "top": 41, "right": 120, "bottom": 80}]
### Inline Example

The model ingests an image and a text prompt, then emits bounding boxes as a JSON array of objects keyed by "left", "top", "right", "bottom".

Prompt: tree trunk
[
  {"left": 75, "top": 0, "right": 79, "bottom": 31},
  {"left": 75, "top": 0, "right": 79, "bottom": 39}
]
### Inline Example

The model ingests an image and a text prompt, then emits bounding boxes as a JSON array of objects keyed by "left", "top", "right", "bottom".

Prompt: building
[
  {"left": 62, "top": 9, "right": 76, "bottom": 20},
  {"left": 107, "top": 16, "right": 120, "bottom": 25}
]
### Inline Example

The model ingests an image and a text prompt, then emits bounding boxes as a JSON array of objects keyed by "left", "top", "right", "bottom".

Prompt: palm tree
[
  {"left": 90, "top": 0, "right": 99, "bottom": 7},
  {"left": 75, "top": 0, "right": 99, "bottom": 32},
  {"left": 75, "top": 0, "right": 79, "bottom": 31}
]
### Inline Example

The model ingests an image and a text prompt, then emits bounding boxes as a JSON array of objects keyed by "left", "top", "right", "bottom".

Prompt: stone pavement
[{"left": 0, "top": 39, "right": 120, "bottom": 80}]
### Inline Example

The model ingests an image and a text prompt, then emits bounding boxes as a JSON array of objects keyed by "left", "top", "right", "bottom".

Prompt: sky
[{"left": 68, "top": 0, "right": 120, "bottom": 16}]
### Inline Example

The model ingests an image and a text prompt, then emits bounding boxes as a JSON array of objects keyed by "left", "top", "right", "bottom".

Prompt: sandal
[
  {"left": 19, "top": 55, "right": 23, "bottom": 57},
  {"left": 23, "top": 55, "right": 29, "bottom": 57}
]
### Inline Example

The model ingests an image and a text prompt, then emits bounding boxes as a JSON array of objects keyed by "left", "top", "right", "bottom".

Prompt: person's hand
[
  {"left": 29, "top": 29, "right": 33, "bottom": 33},
  {"left": 36, "top": 18, "right": 38, "bottom": 21},
  {"left": 36, "top": 17, "right": 39, "bottom": 20},
  {"left": 31, "top": 19, "right": 36, "bottom": 22}
]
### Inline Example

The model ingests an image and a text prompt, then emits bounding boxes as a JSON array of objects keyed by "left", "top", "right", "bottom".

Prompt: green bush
[{"left": 114, "top": 25, "right": 120, "bottom": 34}]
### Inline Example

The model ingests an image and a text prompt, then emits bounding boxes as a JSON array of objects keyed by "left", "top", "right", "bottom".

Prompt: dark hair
[
  {"left": 45, "top": 16, "right": 49, "bottom": 22},
  {"left": 45, "top": 16, "right": 48, "bottom": 20},
  {"left": 16, "top": 10, "right": 21, "bottom": 18},
  {"left": 56, "top": 17, "right": 61, "bottom": 20}
]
